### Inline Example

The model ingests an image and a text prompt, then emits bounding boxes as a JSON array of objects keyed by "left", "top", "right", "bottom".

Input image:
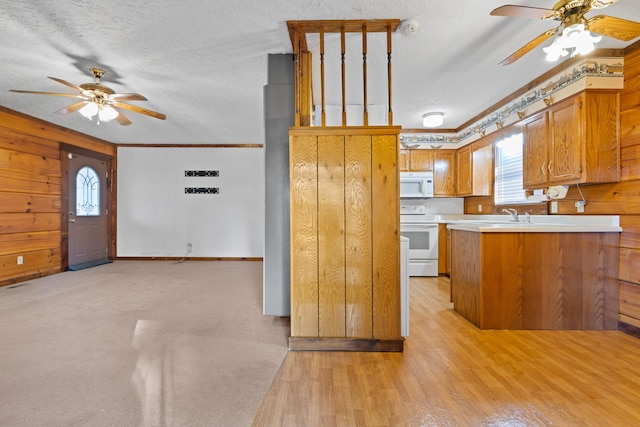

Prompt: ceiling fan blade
[
  {"left": 588, "top": 15, "right": 640, "bottom": 41},
  {"left": 9, "top": 89, "right": 86, "bottom": 98},
  {"left": 490, "top": 5, "right": 558, "bottom": 20},
  {"left": 589, "top": 0, "right": 619, "bottom": 9},
  {"left": 54, "top": 101, "right": 88, "bottom": 115},
  {"left": 112, "top": 101, "right": 166, "bottom": 120},
  {"left": 499, "top": 28, "right": 558, "bottom": 66},
  {"left": 108, "top": 93, "right": 148, "bottom": 101},
  {"left": 47, "top": 76, "right": 86, "bottom": 93},
  {"left": 115, "top": 111, "right": 133, "bottom": 126}
]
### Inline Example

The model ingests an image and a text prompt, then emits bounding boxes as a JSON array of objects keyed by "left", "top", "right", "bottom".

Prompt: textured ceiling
[{"left": 1, "top": 0, "right": 639, "bottom": 145}]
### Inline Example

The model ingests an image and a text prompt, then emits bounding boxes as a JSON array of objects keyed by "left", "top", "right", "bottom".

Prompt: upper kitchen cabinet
[
  {"left": 523, "top": 90, "right": 620, "bottom": 189},
  {"left": 456, "top": 141, "right": 493, "bottom": 197},
  {"left": 399, "top": 149, "right": 409, "bottom": 171},
  {"left": 456, "top": 145, "right": 472, "bottom": 196},
  {"left": 433, "top": 150, "right": 456, "bottom": 197},
  {"left": 408, "top": 149, "right": 434, "bottom": 171},
  {"left": 400, "top": 149, "right": 456, "bottom": 196}
]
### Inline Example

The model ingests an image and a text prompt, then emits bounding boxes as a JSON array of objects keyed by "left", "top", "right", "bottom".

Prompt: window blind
[{"left": 494, "top": 133, "right": 527, "bottom": 205}]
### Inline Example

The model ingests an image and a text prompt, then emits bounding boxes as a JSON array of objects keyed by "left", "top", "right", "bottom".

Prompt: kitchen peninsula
[{"left": 447, "top": 216, "right": 621, "bottom": 330}]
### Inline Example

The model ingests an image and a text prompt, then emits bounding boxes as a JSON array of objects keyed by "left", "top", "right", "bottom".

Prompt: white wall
[{"left": 117, "top": 146, "right": 264, "bottom": 258}]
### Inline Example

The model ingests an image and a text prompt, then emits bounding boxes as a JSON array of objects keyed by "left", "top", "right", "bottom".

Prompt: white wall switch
[
  {"left": 17, "top": 256, "right": 23, "bottom": 265},
  {"left": 478, "top": 204, "right": 483, "bottom": 212}
]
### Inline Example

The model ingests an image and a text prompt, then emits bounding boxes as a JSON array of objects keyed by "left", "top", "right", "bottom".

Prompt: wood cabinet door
[
  {"left": 409, "top": 149, "right": 434, "bottom": 171},
  {"left": 399, "top": 149, "right": 409, "bottom": 171},
  {"left": 456, "top": 145, "right": 472, "bottom": 196},
  {"left": 434, "top": 151, "right": 456, "bottom": 196},
  {"left": 472, "top": 144, "right": 493, "bottom": 196},
  {"left": 549, "top": 96, "right": 583, "bottom": 183},
  {"left": 523, "top": 112, "right": 549, "bottom": 189}
]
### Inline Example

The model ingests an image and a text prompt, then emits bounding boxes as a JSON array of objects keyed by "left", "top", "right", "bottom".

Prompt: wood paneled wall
[
  {"left": 288, "top": 127, "right": 402, "bottom": 351},
  {"left": 0, "top": 107, "right": 114, "bottom": 286}
]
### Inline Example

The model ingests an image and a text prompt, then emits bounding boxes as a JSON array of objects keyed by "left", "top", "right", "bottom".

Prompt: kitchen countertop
[{"left": 440, "top": 214, "right": 622, "bottom": 233}]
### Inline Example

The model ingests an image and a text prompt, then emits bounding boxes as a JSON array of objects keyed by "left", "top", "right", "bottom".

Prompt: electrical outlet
[
  {"left": 17, "top": 256, "right": 23, "bottom": 265},
  {"left": 478, "top": 204, "right": 483, "bottom": 212},
  {"left": 551, "top": 201, "right": 558, "bottom": 214},
  {"left": 575, "top": 200, "right": 586, "bottom": 213},
  {"left": 187, "top": 243, "right": 192, "bottom": 252}
]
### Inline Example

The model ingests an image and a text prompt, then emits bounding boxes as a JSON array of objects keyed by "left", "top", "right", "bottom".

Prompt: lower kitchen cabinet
[{"left": 449, "top": 229, "right": 619, "bottom": 330}]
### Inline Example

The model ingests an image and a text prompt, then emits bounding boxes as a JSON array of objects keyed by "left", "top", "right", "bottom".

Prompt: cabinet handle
[
  {"left": 548, "top": 161, "right": 553, "bottom": 174},
  {"left": 541, "top": 164, "right": 546, "bottom": 176}
]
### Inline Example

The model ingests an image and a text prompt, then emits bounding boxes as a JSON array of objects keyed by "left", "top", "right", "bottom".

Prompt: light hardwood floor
[{"left": 252, "top": 276, "right": 640, "bottom": 426}]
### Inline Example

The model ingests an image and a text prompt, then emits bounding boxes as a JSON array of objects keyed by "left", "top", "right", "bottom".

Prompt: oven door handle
[{"left": 400, "top": 224, "right": 439, "bottom": 230}]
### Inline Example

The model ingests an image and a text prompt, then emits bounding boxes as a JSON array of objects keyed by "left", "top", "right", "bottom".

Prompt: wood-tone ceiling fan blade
[
  {"left": 490, "top": 5, "right": 558, "bottom": 20},
  {"left": 587, "top": 15, "right": 640, "bottom": 41},
  {"left": 47, "top": 76, "right": 86, "bottom": 93},
  {"left": 499, "top": 28, "right": 558, "bottom": 66},
  {"left": 108, "top": 93, "right": 148, "bottom": 101},
  {"left": 112, "top": 101, "right": 166, "bottom": 120},
  {"left": 54, "top": 101, "right": 88, "bottom": 115},
  {"left": 115, "top": 111, "right": 133, "bottom": 126},
  {"left": 8, "top": 89, "right": 86, "bottom": 98}
]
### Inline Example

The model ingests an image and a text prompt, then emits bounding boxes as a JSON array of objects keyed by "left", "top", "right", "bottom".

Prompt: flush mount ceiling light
[
  {"left": 422, "top": 112, "right": 444, "bottom": 128},
  {"left": 542, "top": 23, "right": 602, "bottom": 61}
]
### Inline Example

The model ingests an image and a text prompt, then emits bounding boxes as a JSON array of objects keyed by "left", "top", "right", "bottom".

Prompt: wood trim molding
[{"left": 288, "top": 337, "right": 404, "bottom": 352}]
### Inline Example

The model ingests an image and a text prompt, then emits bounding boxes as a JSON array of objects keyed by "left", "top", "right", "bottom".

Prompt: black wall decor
[
  {"left": 185, "top": 170, "right": 219, "bottom": 177},
  {"left": 184, "top": 187, "right": 219, "bottom": 194}
]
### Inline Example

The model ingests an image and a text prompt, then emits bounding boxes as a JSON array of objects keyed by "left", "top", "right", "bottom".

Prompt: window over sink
[{"left": 494, "top": 132, "right": 527, "bottom": 205}]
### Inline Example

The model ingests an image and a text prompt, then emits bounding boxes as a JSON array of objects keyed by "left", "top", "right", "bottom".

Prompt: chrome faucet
[{"left": 502, "top": 208, "right": 519, "bottom": 222}]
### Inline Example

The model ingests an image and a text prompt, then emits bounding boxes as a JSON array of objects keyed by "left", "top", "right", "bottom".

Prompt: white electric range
[{"left": 399, "top": 203, "right": 439, "bottom": 277}]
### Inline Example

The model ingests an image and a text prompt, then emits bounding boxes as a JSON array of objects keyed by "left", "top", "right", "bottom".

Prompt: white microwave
[{"left": 400, "top": 171, "right": 434, "bottom": 198}]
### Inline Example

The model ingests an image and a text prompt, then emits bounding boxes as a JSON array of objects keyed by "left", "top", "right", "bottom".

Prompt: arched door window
[{"left": 76, "top": 166, "right": 100, "bottom": 216}]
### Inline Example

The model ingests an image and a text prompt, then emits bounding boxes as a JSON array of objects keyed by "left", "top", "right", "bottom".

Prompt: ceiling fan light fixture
[
  {"left": 543, "top": 23, "right": 602, "bottom": 62},
  {"left": 98, "top": 105, "right": 119, "bottom": 122},
  {"left": 423, "top": 112, "right": 444, "bottom": 128},
  {"left": 79, "top": 102, "right": 99, "bottom": 120}
]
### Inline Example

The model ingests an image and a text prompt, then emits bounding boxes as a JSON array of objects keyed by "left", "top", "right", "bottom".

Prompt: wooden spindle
[
  {"left": 362, "top": 24, "right": 368, "bottom": 127},
  {"left": 387, "top": 25, "right": 393, "bottom": 126},
  {"left": 341, "top": 27, "right": 346, "bottom": 127},
  {"left": 293, "top": 25, "right": 301, "bottom": 127},
  {"left": 320, "top": 28, "right": 326, "bottom": 127}
]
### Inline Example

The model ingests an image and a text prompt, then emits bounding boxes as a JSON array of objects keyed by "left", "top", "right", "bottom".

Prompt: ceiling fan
[
  {"left": 9, "top": 67, "right": 166, "bottom": 125},
  {"left": 491, "top": 0, "right": 640, "bottom": 65}
]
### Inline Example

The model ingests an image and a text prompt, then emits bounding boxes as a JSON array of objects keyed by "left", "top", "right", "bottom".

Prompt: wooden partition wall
[
  {"left": 286, "top": 20, "right": 403, "bottom": 351},
  {"left": 288, "top": 127, "right": 402, "bottom": 351}
]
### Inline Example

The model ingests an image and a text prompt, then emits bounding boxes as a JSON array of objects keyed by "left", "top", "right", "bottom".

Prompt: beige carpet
[{"left": 0, "top": 261, "right": 290, "bottom": 427}]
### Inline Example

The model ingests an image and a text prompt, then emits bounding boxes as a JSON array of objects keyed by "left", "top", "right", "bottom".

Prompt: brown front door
[{"left": 68, "top": 153, "right": 108, "bottom": 269}]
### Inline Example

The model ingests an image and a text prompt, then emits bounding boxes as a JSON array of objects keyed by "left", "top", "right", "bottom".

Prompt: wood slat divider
[
  {"left": 286, "top": 19, "right": 400, "bottom": 128},
  {"left": 289, "top": 127, "right": 401, "bottom": 351}
]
